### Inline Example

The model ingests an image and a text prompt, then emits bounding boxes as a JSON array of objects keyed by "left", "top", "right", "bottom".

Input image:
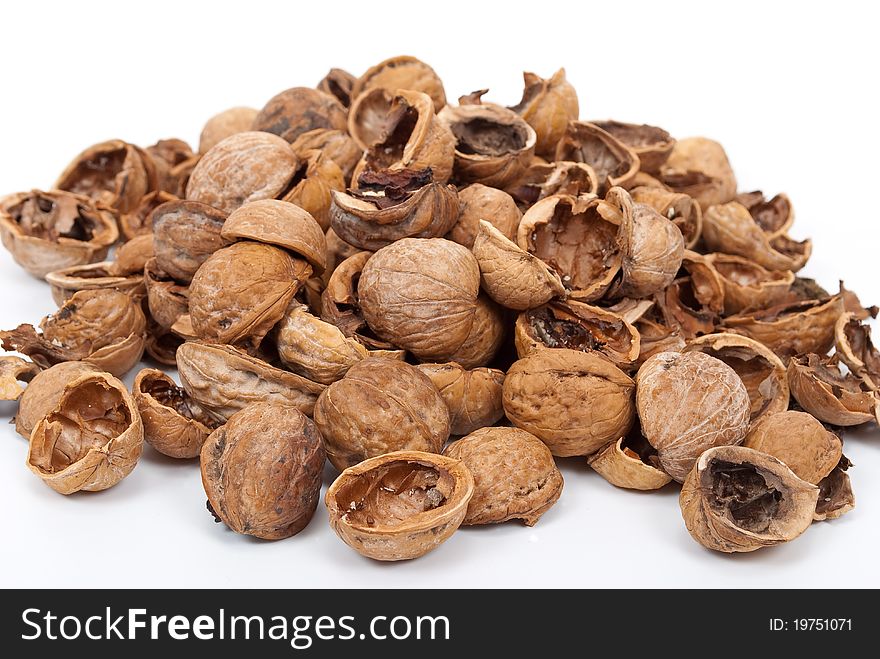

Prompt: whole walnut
[
  {"left": 358, "top": 238, "right": 479, "bottom": 360},
  {"left": 252, "top": 87, "right": 348, "bottom": 143},
  {"left": 636, "top": 351, "right": 751, "bottom": 482},
  {"left": 198, "top": 106, "right": 259, "bottom": 154},
  {"left": 313, "top": 357, "right": 450, "bottom": 470},
  {"left": 200, "top": 402, "right": 325, "bottom": 540},
  {"left": 417, "top": 362, "right": 505, "bottom": 435},
  {"left": 659, "top": 137, "right": 737, "bottom": 210},
  {"left": 151, "top": 200, "right": 227, "bottom": 283},
  {"left": 447, "top": 183, "right": 521, "bottom": 248}
]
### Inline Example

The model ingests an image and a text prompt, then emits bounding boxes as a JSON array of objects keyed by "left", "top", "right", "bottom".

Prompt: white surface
[{"left": 1, "top": 0, "right": 878, "bottom": 588}]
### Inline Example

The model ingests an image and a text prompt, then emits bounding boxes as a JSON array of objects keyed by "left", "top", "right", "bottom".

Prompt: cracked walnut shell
[
  {"left": 351, "top": 55, "right": 447, "bottom": 113},
  {"left": 509, "top": 68, "right": 579, "bottom": 158},
  {"left": 834, "top": 312, "right": 880, "bottom": 391},
  {"left": 555, "top": 122, "right": 640, "bottom": 193},
  {"left": 587, "top": 426, "right": 672, "bottom": 491},
  {"left": 151, "top": 199, "right": 227, "bottom": 284},
  {"left": 14, "top": 361, "right": 98, "bottom": 439},
  {"left": 0, "top": 356, "right": 39, "bottom": 401},
  {"left": 659, "top": 137, "right": 737, "bottom": 210},
  {"left": 787, "top": 354, "right": 877, "bottom": 426}
]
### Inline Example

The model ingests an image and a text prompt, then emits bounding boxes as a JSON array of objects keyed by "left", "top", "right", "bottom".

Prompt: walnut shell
[
  {"left": 744, "top": 411, "right": 842, "bottom": 485},
  {"left": 679, "top": 445, "right": 818, "bottom": 553},
  {"left": 0, "top": 190, "right": 119, "bottom": 279},
  {"left": 188, "top": 242, "right": 312, "bottom": 350},
  {"left": 443, "top": 427, "right": 562, "bottom": 526},
  {"left": 706, "top": 253, "right": 795, "bottom": 315},
  {"left": 0, "top": 356, "right": 39, "bottom": 401},
  {"left": 45, "top": 261, "right": 145, "bottom": 306},
  {"left": 555, "top": 122, "right": 640, "bottom": 193},
  {"left": 326, "top": 450, "right": 473, "bottom": 561},
  {"left": 143, "top": 327, "right": 183, "bottom": 367},
  {"left": 351, "top": 55, "right": 447, "bottom": 113},
  {"left": 659, "top": 137, "right": 737, "bottom": 210},
  {"left": 118, "top": 190, "right": 178, "bottom": 241},
  {"left": 787, "top": 354, "right": 877, "bottom": 426},
  {"left": 291, "top": 129, "right": 362, "bottom": 185},
  {"left": 144, "top": 258, "right": 189, "bottom": 330},
  {"left": 280, "top": 149, "right": 345, "bottom": 232},
  {"left": 587, "top": 427, "right": 672, "bottom": 491},
  {"left": 27, "top": 370, "right": 144, "bottom": 494},
  {"left": 442, "top": 294, "right": 506, "bottom": 369},
  {"left": 252, "top": 87, "right": 347, "bottom": 143},
  {"left": 151, "top": 199, "right": 227, "bottom": 283},
  {"left": 133, "top": 368, "right": 220, "bottom": 459},
  {"left": 201, "top": 402, "right": 325, "bottom": 539},
  {"left": 111, "top": 233, "right": 155, "bottom": 276},
  {"left": 503, "top": 348, "right": 635, "bottom": 457},
  {"left": 473, "top": 219, "right": 565, "bottom": 311},
  {"left": 313, "top": 357, "right": 450, "bottom": 470},
  {"left": 416, "top": 362, "right": 505, "bottom": 436},
  {"left": 504, "top": 160, "right": 599, "bottom": 208},
  {"left": 834, "top": 312, "right": 880, "bottom": 391},
  {"left": 185, "top": 131, "right": 299, "bottom": 215},
  {"left": 591, "top": 120, "right": 675, "bottom": 174},
  {"left": 199, "top": 106, "right": 259, "bottom": 154},
  {"left": 634, "top": 315, "right": 686, "bottom": 366},
  {"left": 317, "top": 68, "right": 356, "bottom": 108},
  {"left": 176, "top": 342, "right": 326, "bottom": 420},
  {"left": 636, "top": 351, "right": 750, "bottom": 481},
  {"left": 735, "top": 190, "right": 794, "bottom": 239},
  {"left": 814, "top": 462, "right": 855, "bottom": 521},
  {"left": 630, "top": 185, "right": 702, "bottom": 249},
  {"left": 14, "top": 361, "right": 98, "bottom": 438},
  {"left": 656, "top": 250, "right": 725, "bottom": 339},
  {"left": 509, "top": 69, "right": 579, "bottom": 158},
  {"left": 358, "top": 238, "right": 479, "bottom": 360},
  {"left": 447, "top": 183, "right": 521, "bottom": 248}
]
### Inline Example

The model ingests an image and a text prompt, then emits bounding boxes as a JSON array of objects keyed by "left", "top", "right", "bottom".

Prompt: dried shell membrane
[
  {"left": 317, "top": 68, "right": 356, "bottom": 108},
  {"left": 555, "top": 122, "right": 640, "bottom": 193},
  {"left": 252, "top": 87, "right": 348, "bottom": 143},
  {"left": 118, "top": 190, "right": 178, "bottom": 241},
  {"left": 444, "top": 427, "right": 563, "bottom": 526},
  {"left": 473, "top": 220, "right": 565, "bottom": 311},
  {"left": 144, "top": 258, "right": 189, "bottom": 330},
  {"left": 176, "top": 342, "right": 326, "bottom": 420},
  {"left": 735, "top": 190, "right": 794, "bottom": 239},
  {"left": 629, "top": 185, "right": 702, "bottom": 250},
  {"left": 352, "top": 55, "right": 447, "bottom": 113},
  {"left": 814, "top": 459, "right": 855, "bottom": 521},
  {"left": 447, "top": 183, "right": 521, "bottom": 248},
  {"left": 151, "top": 200, "right": 227, "bottom": 283},
  {"left": 703, "top": 201, "right": 811, "bottom": 272},
  {"left": 134, "top": 368, "right": 220, "bottom": 459},
  {"left": 787, "top": 353, "right": 877, "bottom": 426},
  {"left": 503, "top": 348, "right": 635, "bottom": 457},
  {"left": 515, "top": 300, "right": 640, "bottom": 368},
  {"left": 201, "top": 402, "right": 325, "bottom": 540},
  {"left": 27, "top": 370, "right": 144, "bottom": 495},
  {"left": 330, "top": 169, "right": 459, "bottom": 250},
  {"left": 587, "top": 426, "right": 672, "bottom": 491},
  {"left": 0, "top": 190, "right": 119, "bottom": 278},
  {"left": 659, "top": 137, "right": 737, "bottom": 210},
  {"left": 416, "top": 362, "right": 505, "bottom": 436},
  {"left": 834, "top": 312, "right": 880, "bottom": 391},
  {"left": 0, "top": 356, "right": 39, "bottom": 401},
  {"left": 14, "top": 361, "right": 98, "bottom": 438},
  {"left": 45, "top": 261, "right": 144, "bottom": 306},
  {"left": 636, "top": 351, "right": 750, "bottom": 482},
  {"left": 326, "top": 450, "right": 473, "bottom": 561},
  {"left": 444, "top": 294, "right": 506, "bottom": 369},
  {"left": 504, "top": 161, "right": 599, "bottom": 208},
  {"left": 198, "top": 106, "right": 259, "bottom": 154},
  {"left": 656, "top": 250, "right": 725, "bottom": 339},
  {"left": 509, "top": 68, "right": 579, "bottom": 158},
  {"left": 706, "top": 253, "right": 794, "bottom": 315},
  {"left": 591, "top": 120, "right": 675, "bottom": 174},
  {"left": 438, "top": 102, "right": 536, "bottom": 188},
  {"left": 679, "top": 445, "right": 818, "bottom": 553}
]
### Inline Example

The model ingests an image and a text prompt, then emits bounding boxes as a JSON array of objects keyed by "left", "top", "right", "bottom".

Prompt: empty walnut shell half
[
  {"left": 555, "top": 122, "right": 640, "bottom": 193},
  {"left": 144, "top": 258, "right": 189, "bottom": 330},
  {"left": 133, "top": 368, "right": 220, "bottom": 459},
  {"left": 787, "top": 353, "right": 877, "bottom": 426},
  {"left": 814, "top": 460, "right": 855, "bottom": 521},
  {"left": 735, "top": 190, "right": 794, "bottom": 239},
  {"left": 27, "top": 370, "right": 144, "bottom": 495},
  {"left": 679, "top": 445, "right": 818, "bottom": 553},
  {"left": 683, "top": 333, "right": 789, "bottom": 427},
  {"left": 444, "top": 294, "right": 506, "bottom": 369},
  {"left": 45, "top": 261, "right": 144, "bottom": 306},
  {"left": 14, "top": 361, "right": 98, "bottom": 438},
  {"left": 352, "top": 55, "right": 447, "bottom": 113},
  {"left": 326, "top": 450, "right": 473, "bottom": 561},
  {"left": 587, "top": 426, "right": 672, "bottom": 491},
  {"left": 330, "top": 169, "right": 459, "bottom": 250},
  {"left": 509, "top": 68, "right": 579, "bottom": 158},
  {"left": 358, "top": 238, "right": 479, "bottom": 360},
  {"left": 591, "top": 120, "right": 675, "bottom": 174},
  {"left": 291, "top": 129, "right": 362, "bottom": 184},
  {"left": 505, "top": 161, "right": 599, "bottom": 208},
  {"left": 0, "top": 356, "right": 39, "bottom": 401},
  {"left": 313, "top": 357, "right": 450, "bottom": 470},
  {"left": 834, "top": 312, "right": 880, "bottom": 391},
  {"left": 659, "top": 137, "right": 737, "bottom": 210},
  {"left": 629, "top": 185, "right": 702, "bottom": 250},
  {"left": 706, "top": 253, "right": 795, "bottom": 315},
  {"left": 176, "top": 342, "right": 326, "bottom": 420},
  {"left": 503, "top": 348, "right": 635, "bottom": 457},
  {"left": 443, "top": 427, "right": 563, "bottom": 526},
  {"left": 438, "top": 102, "right": 537, "bottom": 188},
  {"left": 0, "top": 190, "right": 119, "bottom": 279},
  {"left": 416, "top": 362, "right": 505, "bottom": 436},
  {"left": 186, "top": 131, "right": 299, "bottom": 214},
  {"left": 201, "top": 402, "right": 325, "bottom": 540},
  {"left": 703, "top": 201, "right": 811, "bottom": 272},
  {"left": 317, "top": 68, "right": 356, "bottom": 108},
  {"left": 151, "top": 199, "right": 227, "bottom": 283},
  {"left": 198, "top": 106, "right": 259, "bottom": 155},
  {"left": 473, "top": 220, "right": 565, "bottom": 311},
  {"left": 448, "top": 183, "right": 521, "bottom": 248},
  {"left": 744, "top": 411, "right": 842, "bottom": 485},
  {"left": 637, "top": 351, "right": 751, "bottom": 482},
  {"left": 515, "top": 300, "right": 640, "bottom": 368},
  {"left": 252, "top": 86, "right": 348, "bottom": 143}
]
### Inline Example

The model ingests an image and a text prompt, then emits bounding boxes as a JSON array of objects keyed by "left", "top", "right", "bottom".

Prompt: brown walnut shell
[
  {"left": 656, "top": 250, "right": 725, "bottom": 339},
  {"left": 839, "top": 282, "right": 877, "bottom": 321},
  {"left": 442, "top": 294, "right": 506, "bottom": 369},
  {"left": 279, "top": 149, "right": 346, "bottom": 232},
  {"left": 199, "top": 106, "right": 259, "bottom": 154},
  {"left": 14, "top": 362, "right": 98, "bottom": 438},
  {"left": 326, "top": 450, "right": 473, "bottom": 561},
  {"left": 629, "top": 185, "right": 702, "bottom": 249},
  {"left": 133, "top": 368, "right": 220, "bottom": 459},
  {"left": 509, "top": 69, "right": 579, "bottom": 158},
  {"left": 448, "top": 183, "right": 521, "bottom": 248},
  {"left": 45, "top": 261, "right": 144, "bottom": 306},
  {"left": 317, "top": 68, "right": 356, "bottom": 108},
  {"left": 0, "top": 356, "right": 39, "bottom": 401},
  {"left": 659, "top": 137, "right": 737, "bottom": 210},
  {"left": 151, "top": 199, "right": 227, "bottom": 283},
  {"left": 145, "top": 139, "right": 194, "bottom": 196},
  {"left": 290, "top": 128, "right": 362, "bottom": 184},
  {"left": 636, "top": 351, "right": 750, "bottom": 482},
  {"left": 443, "top": 427, "right": 563, "bottom": 526},
  {"left": 416, "top": 362, "right": 505, "bottom": 436},
  {"left": 555, "top": 122, "right": 640, "bottom": 193},
  {"left": 144, "top": 258, "right": 189, "bottom": 330},
  {"left": 587, "top": 427, "right": 672, "bottom": 491},
  {"left": 111, "top": 233, "right": 155, "bottom": 276},
  {"left": 313, "top": 357, "right": 450, "bottom": 470},
  {"left": 176, "top": 342, "right": 326, "bottom": 420},
  {"left": 787, "top": 354, "right": 877, "bottom": 426},
  {"left": 834, "top": 312, "right": 880, "bottom": 391},
  {"left": 144, "top": 326, "right": 184, "bottom": 366},
  {"left": 118, "top": 190, "right": 178, "bottom": 241},
  {"left": 201, "top": 402, "right": 325, "bottom": 540},
  {"left": 706, "top": 253, "right": 795, "bottom": 315},
  {"left": 735, "top": 190, "right": 794, "bottom": 239},
  {"left": 352, "top": 55, "right": 447, "bottom": 113},
  {"left": 591, "top": 120, "right": 675, "bottom": 174},
  {"left": 503, "top": 348, "right": 635, "bottom": 457},
  {"left": 504, "top": 161, "right": 599, "bottom": 208},
  {"left": 634, "top": 314, "right": 686, "bottom": 366},
  {"left": 27, "top": 370, "right": 144, "bottom": 495},
  {"left": 358, "top": 238, "right": 479, "bottom": 360},
  {"left": 0, "top": 190, "right": 119, "bottom": 279},
  {"left": 252, "top": 87, "right": 348, "bottom": 143},
  {"left": 814, "top": 461, "right": 855, "bottom": 521}
]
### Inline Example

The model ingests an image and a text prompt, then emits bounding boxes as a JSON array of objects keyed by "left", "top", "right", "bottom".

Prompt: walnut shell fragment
[
  {"left": 834, "top": 312, "right": 880, "bottom": 391},
  {"left": 655, "top": 250, "right": 725, "bottom": 340},
  {"left": 14, "top": 361, "right": 98, "bottom": 438},
  {"left": 0, "top": 356, "right": 39, "bottom": 401},
  {"left": 555, "top": 122, "right": 640, "bottom": 193},
  {"left": 636, "top": 351, "right": 750, "bottom": 482},
  {"left": 735, "top": 190, "right": 794, "bottom": 239},
  {"left": 416, "top": 362, "right": 505, "bottom": 436},
  {"left": 45, "top": 261, "right": 145, "bottom": 306},
  {"left": 447, "top": 183, "right": 521, "bottom": 248},
  {"left": 443, "top": 427, "right": 563, "bottom": 526},
  {"left": 630, "top": 185, "right": 702, "bottom": 250},
  {"left": 317, "top": 68, "right": 356, "bottom": 108},
  {"left": 503, "top": 348, "right": 635, "bottom": 457},
  {"left": 111, "top": 233, "right": 155, "bottom": 276},
  {"left": 591, "top": 120, "right": 675, "bottom": 174},
  {"left": 659, "top": 137, "right": 737, "bottom": 210},
  {"left": 291, "top": 129, "right": 362, "bottom": 184},
  {"left": 787, "top": 354, "right": 877, "bottom": 426},
  {"left": 504, "top": 161, "right": 599, "bottom": 208},
  {"left": 27, "top": 370, "right": 144, "bottom": 495},
  {"left": 587, "top": 427, "right": 672, "bottom": 491},
  {"left": 252, "top": 87, "right": 348, "bottom": 143},
  {"left": 151, "top": 199, "right": 227, "bottom": 283},
  {"left": 144, "top": 258, "right": 189, "bottom": 330},
  {"left": 326, "top": 450, "right": 473, "bottom": 561},
  {"left": 707, "top": 253, "right": 795, "bottom": 315},
  {"left": 313, "top": 357, "right": 450, "bottom": 470},
  {"left": 201, "top": 402, "right": 325, "bottom": 539},
  {"left": 280, "top": 149, "right": 345, "bottom": 232},
  {"left": 814, "top": 460, "right": 855, "bottom": 521},
  {"left": 679, "top": 445, "right": 818, "bottom": 553},
  {"left": 509, "top": 68, "right": 579, "bottom": 158},
  {"left": 352, "top": 55, "right": 447, "bottom": 113}
]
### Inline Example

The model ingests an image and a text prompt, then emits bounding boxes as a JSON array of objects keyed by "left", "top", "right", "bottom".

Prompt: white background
[{"left": 0, "top": 0, "right": 878, "bottom": 588}]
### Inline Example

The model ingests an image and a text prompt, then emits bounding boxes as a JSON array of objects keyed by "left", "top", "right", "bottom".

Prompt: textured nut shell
[
  {"left": 0, "top": 356, "right": 39, "bottom": 401},
  {"left": 27, "top": 371, "right": 143, "bottom": 494},
  {"left": 630, "top": 185, "right": 702, "bottom": 249},
  {"left": 659, "top": 137, "right": 737, "bottom": 210},
  {"left": 281, "top": 150, "right": 345, "bottom": 232},
  {"left": 679, "top": 446, "right": 818, "bottom": 553},
  {"left": 14, "top": 362, "right": 98, "bottom": 438},
  {"left": 313, "top": 357, "right": 450, "bottom": 470},
  {"left": 587, "top": 437, "right": 673, "bottom": 491},
  {"left": 55, "top": 140, "right": 151, "bottom": 214},
  {"left": 473, "top": 220, "right": 565, "bottom": 311},
  {"left": 736, "top": 190, "right": 795, "bottom": 239},
  {"left": 787, "top": 354, "right": 877, "bottom": 426},
  {"left": 510, "top": 69, "right": 579, "bottom": 158},
  {"left": 85, "top": 331, "right": 147, "bottom": 378},
  {"left": 325, "top": 450, "right": 473, "bottom": 561},
  {"left": 118, "top": 190, "right": 178, "bottom": 241},
  {"left": 252, "top": 87, "right": 347, "bottom": 143},
  {"left": 707, "top": 253, "right": 795, "bottom": 315},
  {"left": 176, "top": 342, "right": 326, "bottom": 420},
  {"left": 151, "top": 200, "right": 227, "bottom": 283},
  {"left": 144, "top": 258, "right": 189, "bottom": 330},
  {"left": 201, "top": 402, "right": 325, "bottom": 539},
  {"left": 505, "top": 160, "right": 599, "bottom": 208},
  {"left": 417, "top": 363, "right": 505, "bottom": 436},
  {"left": 199, "top": 107, "right": 259, "bottom": 154},
  {"left": 444, "top": 427, "right": 563, "bottom": 525},
  {"left": 46, "top": 261, "right": 144, "bottom": 306},
  {"left": 591, "top": 120, "right": 675, "bottom": 174},
  {"left": 442, "top": 294, "right": 506, "bottom": 368},
  {"left": 186, "top": 132, "right": 298, "bottom": 214},
  {"left": 834, "top": 312, "right": 880, "bottom": 391},
  {"left": 291, "top": 129, "right": 362, "bottom": 184},
  {"left": 636, "top": 351, "right": 750, "bottom": 482},
  {"left": 448, "top": 184, "right": 521, "bottom": 248},
  {"left": 358, "top": 238, "right": 479, "bottom": 360},
  {"left": 814, "top": 466, "right": 855, "bottom": 521},
  {"left": 111, "top": 233, "right": 155, "bottom": 276},
  {"left": 502, "top": 348, "right": 635, "bottom": 457},
  {"left": 317, "top": 68, "right": 356, "bottom": 107},
  {"left": 744, "top": 411, "right": 842, "bottom": 485},
  {"left": 352, "top": 55, "right": 447, "bottom": 113},
  {"left": 555, "top": 122, "right": 640, "bottom": 193}
]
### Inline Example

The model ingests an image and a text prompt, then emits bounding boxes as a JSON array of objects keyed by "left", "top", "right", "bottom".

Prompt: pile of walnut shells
[{"left": 1, "top": 56, "right": 877, "bottom": 559}]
